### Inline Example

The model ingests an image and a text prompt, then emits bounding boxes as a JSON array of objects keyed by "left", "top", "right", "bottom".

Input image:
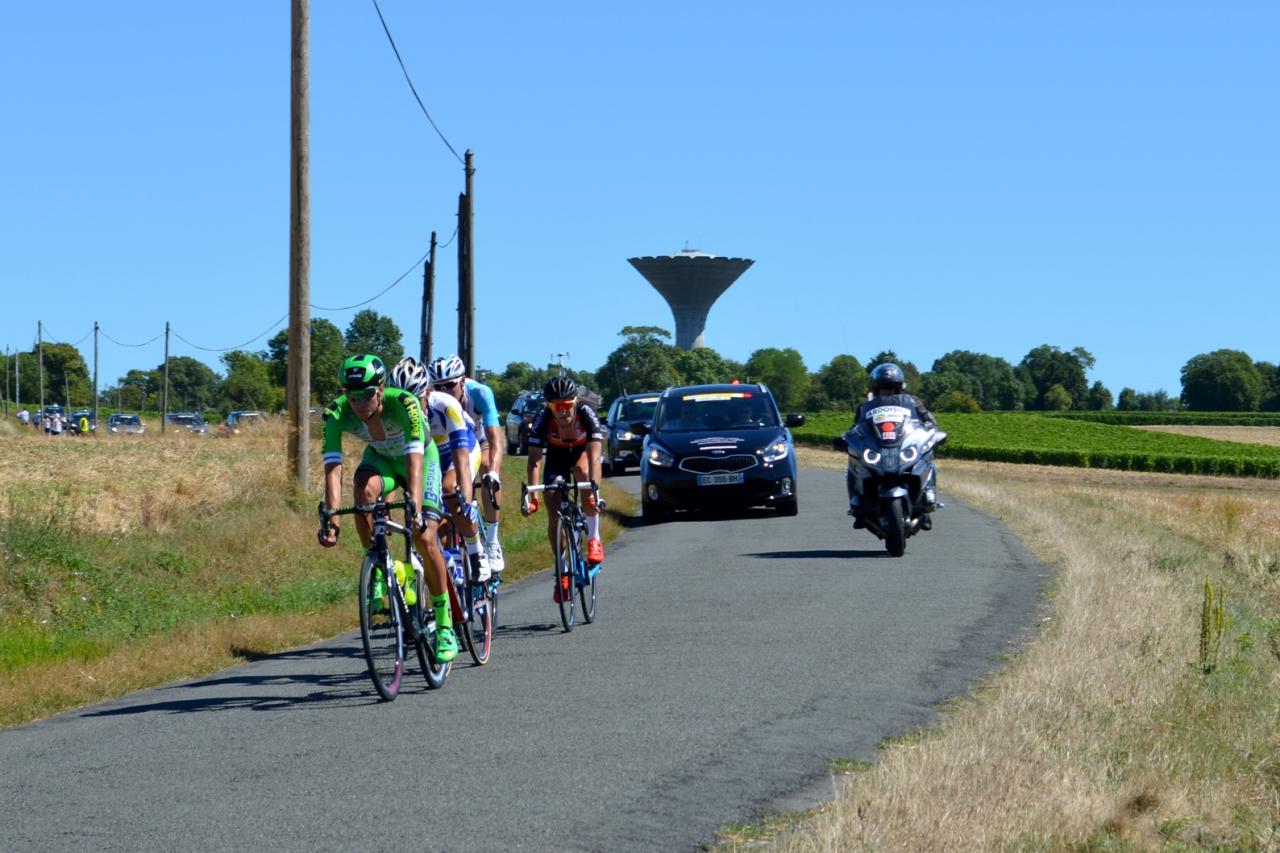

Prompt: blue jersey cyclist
[
  {"left": 520, "top": 376, "right": 606, "bottom": 601},
  {"left": 318, "top": 354, "right": 458, "bottom": 662},
  {"left": 426, "top": 355, "right": 506, "bottom": 575}
]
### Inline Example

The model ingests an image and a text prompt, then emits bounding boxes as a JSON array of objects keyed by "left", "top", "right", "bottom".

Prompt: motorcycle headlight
[
  {"left": 761, "top": 438, "right": 790, "bottom": 463},
  {"left": 861, "top": 447, "right": 881, "bottom": 466},
  {"left": 901, "top": 445, "right": 919, "bottom": 463},
  {"left": 647, "top": 443, "right": 676, "bottom": 468}
]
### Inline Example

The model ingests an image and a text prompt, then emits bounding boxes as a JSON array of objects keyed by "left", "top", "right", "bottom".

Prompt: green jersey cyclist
[{"left": 317, "top": 354, "right": 458, "bottom": 662}]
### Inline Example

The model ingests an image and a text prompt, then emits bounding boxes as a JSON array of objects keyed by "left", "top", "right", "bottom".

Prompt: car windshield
[
  {"left": 621, "top": 397, "right": 658, "bottom": 422},
  {"left": 170, "top": 415, "right": 201, "bottom": 426},
  {"left": 116, "top": 415, "right": 140, "bottom": 425},
  {"left": 656, "top": 391, "right": 779, "bottom": 433}
]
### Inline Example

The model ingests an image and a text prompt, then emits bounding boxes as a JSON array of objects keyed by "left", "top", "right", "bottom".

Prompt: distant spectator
[
  {"left": 17, "top": 408, "right": 30, "bottom": 426},
  {"left": 50, "top": 415, "right": 63, "bottom": 436},
  {"left": 78, "top": 414, "right": 90, "bottom": 436}
]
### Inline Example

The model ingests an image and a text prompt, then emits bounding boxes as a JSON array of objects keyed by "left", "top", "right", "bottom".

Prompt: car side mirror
[
  {"left": 831, "top": 435, "right": 848, "bottom": 452},
  {"left": 785, "top": 413, "right": 806, "bottom": 428},
  {"left": 629, "top": 421, "right": 650, "bottom": 436}
]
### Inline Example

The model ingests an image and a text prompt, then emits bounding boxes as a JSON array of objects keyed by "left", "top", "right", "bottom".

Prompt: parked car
[
  {"left": 504, "top": 391, "right": 543, "bottom": 455},
  {"left": 636, "top": 383, "right": 805, "bottom": 522},
  {"left": 224, "top": 410, "right": 267, "bottom": 434},
  {"left": 165, "top": 412, "right": 208, "bottom": 435},
  {"left": 106, "top": 413, "right": 145, "bottom": 435},
  {"left": 68, "top": 409, "right": 97, "bottom": 434},
  {"left": 602, "top": 392, "right": 661, "bottom": 475}
]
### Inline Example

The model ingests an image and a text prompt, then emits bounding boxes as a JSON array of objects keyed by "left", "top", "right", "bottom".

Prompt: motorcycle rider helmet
[
  {"left": 870, "top": 363, "right": 905, "bottom": 395},
  {"left": 389, "top": 356, "right": 430, "bottom": 397},
  {"left": 427, "top": 354, "right": 467, "bottom": 387},
  {"left": 543, "top": 375, "right": 577, "bottom": 402},
  {"left": 340, "top": 354, "right": 386, "bottom": 391}
]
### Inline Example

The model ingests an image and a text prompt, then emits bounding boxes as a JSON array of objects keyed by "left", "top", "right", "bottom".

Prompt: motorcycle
[{"left": 833, "top": 405, "right": 947, "bottom": 557}]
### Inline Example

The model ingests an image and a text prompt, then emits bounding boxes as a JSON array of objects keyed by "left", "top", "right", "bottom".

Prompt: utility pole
[
  {"left": 287, "top": 0, "right": 312, "bottom": 491},
  {"left": 456, "top": 192, "right": 468, "bottom": 366},
  {"left": 38, "top": 321, "right": 44, "bottom": 427},
  {"left": 420, "top": 230, "right": 436, "bottom": 363},
  {"left": 162, "top": 321, "right": 170, "bottom": 433},
  {"left": 93, "top": 321, "right": 99, "bottom": 427},
  {"left": 15, "top": 349, "right": 20, "bottom": 416},
  {"left": 3, "top": 346, "right": 8, "bottom": 417},
  {"left": 463, "top": 150, "right": 475, "bottom": 374}
]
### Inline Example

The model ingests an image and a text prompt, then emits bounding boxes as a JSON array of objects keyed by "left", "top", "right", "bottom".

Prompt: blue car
[{"left": 636, "top": 383, "right": 804, "bottom": 522}]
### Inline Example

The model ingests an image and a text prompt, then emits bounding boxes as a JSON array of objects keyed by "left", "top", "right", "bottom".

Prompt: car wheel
[
  {"left": 776, "top": 498, "right": 799, "bottom": 517},
  {"left": 506, "top": 436, "right": 517, "bottom": 454},
  {"left": 642, "top": 500, "right": 668, "bottom": 524}
]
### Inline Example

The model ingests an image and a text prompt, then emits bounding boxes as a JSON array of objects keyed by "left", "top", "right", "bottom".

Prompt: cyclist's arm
[
  {"left": 483, "top": 424, "right": 504, "bottom": 476},
  {"left": 452, "top": 444, "right": 473, "bottom": 503},
  {"left": 527, "top": 446, "right": 544, "bottom": 488}
]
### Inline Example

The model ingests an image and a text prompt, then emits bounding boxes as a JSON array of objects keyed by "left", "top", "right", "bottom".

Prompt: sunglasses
[
  {"left": 549, "top": 399, "right": 575, "bottom": 413},
  {"left": 348, "top": 387, "right": 379, "bottom": 402},
  {"left": 433, "top": 379, "right": 462, "bottom": 391}
]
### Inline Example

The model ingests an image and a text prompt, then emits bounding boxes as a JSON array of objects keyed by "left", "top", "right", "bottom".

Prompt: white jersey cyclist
[{"left": 424, "top": 389, "right": 482, "bottom": 480}]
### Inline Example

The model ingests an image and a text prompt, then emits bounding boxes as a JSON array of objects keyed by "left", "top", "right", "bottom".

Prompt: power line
[
  {"left": 311, "top": 251, "right": 428, "bottom": 311},
  {"left": 370, "top": 0, "right": 464, "bottom": 165},
  {"left": 172, "top": 314, "right": 289, "bottom": 353},
  {"left": 102, "top": 330, "right": 165, "bottom": 348},
  {"left": 437, "top": 224, "right": 459, "bottom": 249}
]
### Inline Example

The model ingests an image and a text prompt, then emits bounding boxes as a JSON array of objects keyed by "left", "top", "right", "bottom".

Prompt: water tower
[{"left": 627, "top": 248, "right": 754, "bottom": 350}]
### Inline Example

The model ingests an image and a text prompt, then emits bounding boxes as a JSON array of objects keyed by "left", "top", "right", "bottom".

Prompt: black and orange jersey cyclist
[{"left": 521, "top": 376, "right": 607, "bottom": 577}]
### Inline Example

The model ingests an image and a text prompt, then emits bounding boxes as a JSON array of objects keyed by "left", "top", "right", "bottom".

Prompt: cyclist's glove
[
  {"left": 403, "top": 497, "right": 418, "bottom": 529},
  {"left": 524, "top": 496, "right": 539, "bottom": 515}
]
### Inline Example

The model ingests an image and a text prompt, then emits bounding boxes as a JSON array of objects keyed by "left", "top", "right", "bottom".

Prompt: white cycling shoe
[{"left": 485, "top": 539, "right": 505, "bottom": 575}]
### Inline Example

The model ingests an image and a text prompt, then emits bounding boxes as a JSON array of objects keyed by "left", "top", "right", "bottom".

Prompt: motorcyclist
[{"left": 849, "top": 363, "right": 939, "bottom": 529}]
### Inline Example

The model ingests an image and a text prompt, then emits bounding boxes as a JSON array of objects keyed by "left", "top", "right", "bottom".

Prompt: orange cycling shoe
[{"left": 587, "top": 537, "right": 604, "bottom": 565}]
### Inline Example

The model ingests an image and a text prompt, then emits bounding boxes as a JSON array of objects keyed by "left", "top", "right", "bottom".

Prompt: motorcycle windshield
[{"left": 862, "top": 405, "right": 911, "bottom": 447}]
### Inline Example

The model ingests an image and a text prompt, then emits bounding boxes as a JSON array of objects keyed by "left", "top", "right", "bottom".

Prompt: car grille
[{"left": 679, "top": 454, "right": 758, "bottom": 474}]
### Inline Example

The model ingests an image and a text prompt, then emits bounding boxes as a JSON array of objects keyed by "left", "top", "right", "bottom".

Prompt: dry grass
[
  {"left": 1133, "top": 425, "right": 1280, "bottom": 447},
  {"left": 747, "top": 450, "right": 1280, "bottom": 851}
]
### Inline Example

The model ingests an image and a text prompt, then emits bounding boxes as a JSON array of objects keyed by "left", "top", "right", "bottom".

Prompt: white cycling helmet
[
  {"left": 427, "top": 354, "right": 466, "bottom": 386},
  {"left": 389, "top": 357, "right": 430, "bottom": 397}
]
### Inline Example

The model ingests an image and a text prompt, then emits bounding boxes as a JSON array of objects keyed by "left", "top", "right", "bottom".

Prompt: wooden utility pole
[
  {"left": 456, "top": 192, "right": 468, "bottom": 365},
  {"left": 463, "top": 150, "right": 475, "bottom": 374},
  {"left": 38, "top": 321, "right": 44, "bottom": 425},
  {"left": 420, "top": 230, "right": 437, "bottom": 363},
  {"left": 92, "top": 321, "right": 99, "bottom": 428},
  {"left": 287, "top": 0, "right": 312, "bottom": 491},
  {"left": 162, "top": 321, "right": 170, "bottom": 432}
]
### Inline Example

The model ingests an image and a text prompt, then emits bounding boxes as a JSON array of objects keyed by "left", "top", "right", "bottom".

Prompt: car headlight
[
  {"left": 646, "top": 443, "right": 676, "bottom": 468},
  {"left": 615, "top": 430, "right": 634, "bottom": 442},
  {"left": 761, "top": 438, "right": 790, "bottom": 463}
]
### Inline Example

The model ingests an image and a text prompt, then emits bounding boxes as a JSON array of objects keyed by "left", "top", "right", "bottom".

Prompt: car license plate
[{"left": 697, "top": 472, "right": 745, "bottom": 486}]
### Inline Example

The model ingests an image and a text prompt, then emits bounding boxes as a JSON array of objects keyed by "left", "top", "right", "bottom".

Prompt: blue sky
[{"left": 3, "top": 2, "right": 1277, "bottom": 399}]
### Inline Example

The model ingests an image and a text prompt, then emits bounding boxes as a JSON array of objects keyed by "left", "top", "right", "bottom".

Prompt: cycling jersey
[
  {"left": 424, "top": 390, "right": 481, "bottom": 475},
  {"left": 528, "top": 402, "right": 606, "bottom": 449},
  {"left": 460, "top": 379, "right": 501, "bottom": 430},
  {"left": 322, "top": 387, "right": 441, "bottom": 517}
]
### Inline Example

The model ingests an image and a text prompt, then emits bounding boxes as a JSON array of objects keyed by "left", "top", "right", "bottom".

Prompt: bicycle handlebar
[
  {"left": 520, "top": 479, "right": 604, "bottom": 514},
  {"left": 317, "top": 499, "right": 416, "bottom": 540}
]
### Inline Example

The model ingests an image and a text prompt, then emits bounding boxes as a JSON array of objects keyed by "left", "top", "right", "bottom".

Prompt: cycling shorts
[
  {"left": 439, "top": 441, "right": 482, "bottom": 483},
  {"left": 544, "top": 444, "right": 588, "bottom": 485},
  {"left": 355, "top": 444, "right": 443, "bottom": 523}
]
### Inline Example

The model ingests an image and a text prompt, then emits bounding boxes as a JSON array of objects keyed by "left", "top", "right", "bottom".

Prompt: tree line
[{"left": 3, "top": 316, "right": 1276, "bottom": 416}]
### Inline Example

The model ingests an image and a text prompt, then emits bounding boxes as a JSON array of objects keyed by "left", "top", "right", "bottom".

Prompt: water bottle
[{"left": 446, "top": 548, "right": 464, "bottom": 585}]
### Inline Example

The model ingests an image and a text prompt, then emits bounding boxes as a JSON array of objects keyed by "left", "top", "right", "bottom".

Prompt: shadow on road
[
  {"left": 79, "top": 643, "right": 386, "bottom": 718},
  {"left": 744, "top": 548, "right": 891, "bottom": 559}
]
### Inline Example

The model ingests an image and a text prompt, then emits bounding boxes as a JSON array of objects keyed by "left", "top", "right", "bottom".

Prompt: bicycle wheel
[
  {"left": 412, "top": 562, "right": 449, "bottom": 689},
  {"left": 555, "top": 515, "right": 576, "bottom": 632},
  {"left": 463, "top": 580, "right": 494, "bottom": 665},
  {"left": 359, "top": 552, "right": 404, "bottom": 701},
  {"left": 577, "top": 529, "right": 598, "bottom": 624}
]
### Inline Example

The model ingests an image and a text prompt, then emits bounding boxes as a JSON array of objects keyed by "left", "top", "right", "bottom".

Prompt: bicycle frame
[{"left": 522, "top": 478, "right": 601, "bottom": 631}]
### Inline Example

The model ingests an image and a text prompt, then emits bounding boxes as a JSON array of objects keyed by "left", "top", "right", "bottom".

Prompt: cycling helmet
[
  {"left": 869, "top": 363, "right": 905, "bottom": 394},
  {"left": 427, "top": 354, "right": 466, "bottom": 386},
  {"left": 389, "top": 356, "right": 430, "bottom": 397},
  {"left": 543, "top": 375, "right": 577, "bottom": 402},
  {"left": 340, "top": 354, "right": 386, "bottom": 390}
]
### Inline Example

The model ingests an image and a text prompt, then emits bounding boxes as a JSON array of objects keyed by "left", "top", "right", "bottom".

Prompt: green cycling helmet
[{"left": 340, "top": 354, "right": 386, "bottom": 390}]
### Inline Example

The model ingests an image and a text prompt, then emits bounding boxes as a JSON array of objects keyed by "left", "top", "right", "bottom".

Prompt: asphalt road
[{"left": 0, "top": 466, "right": 1051, "bottom": 852}]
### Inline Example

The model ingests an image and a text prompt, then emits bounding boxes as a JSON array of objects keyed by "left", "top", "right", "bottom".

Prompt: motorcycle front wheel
[{"left": 884, "top": 497, "right": 908, "bottom": 557}]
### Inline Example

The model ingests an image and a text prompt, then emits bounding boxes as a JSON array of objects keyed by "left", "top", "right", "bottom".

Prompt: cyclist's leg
[
  {"left": 416, "top": 444, "right": 457, "bottom": 661},
  {"left": 458, "top": 444, "right": 490, "bottom": 579},
  {"left": 570, "top": 449, "right": 604, "bottom": 564},
  {"left": 354, "top": 449, "right": 398, "bottom": 549},
  {"left": 477, "top": 445, "right": 505, "bottom": 573}
]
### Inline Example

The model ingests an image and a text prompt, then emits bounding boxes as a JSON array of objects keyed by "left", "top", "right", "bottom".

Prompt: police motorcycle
[{"left": 833, "top": 405, "right": 947, "bottom": 557}]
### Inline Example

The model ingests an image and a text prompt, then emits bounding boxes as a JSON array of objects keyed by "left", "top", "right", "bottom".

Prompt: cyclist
[
  {"left": 427, "top": 355, "right": 506, "bottom": 575},
  {"left": 391, "top": 357, "right": 491, "bottom": 584},
  {"left": 520, "top": 376, "right": 606, "bottom": 601},
  {"left": 317, "top": 354, "right": 458, "bottom": 662}
]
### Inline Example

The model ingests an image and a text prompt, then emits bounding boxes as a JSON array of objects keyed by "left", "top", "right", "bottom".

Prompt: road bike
[
  {"left": 522, "top": 478, "right": 602, "bottom": 632},
  {"left": 319, "top": 499, "right": 448, "bottom": 700},
  {"left": 439, "top": 490, "right": 497, "bottom": 666}
]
